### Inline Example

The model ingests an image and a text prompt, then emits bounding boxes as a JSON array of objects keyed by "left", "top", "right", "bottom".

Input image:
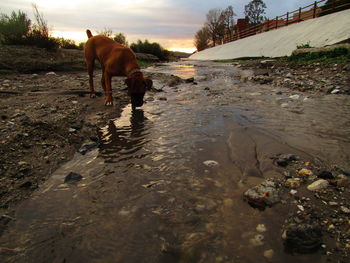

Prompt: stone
[
  {"left": 46, "top": 72, "right": 57, "bottom": 76},
  {"left": 340, "top": 206, "right": 350, "bottom": 214},
  {"left": 64, "top": 172, "right": 83, "bottom": 184},
  {"left": 285, "top": 178, "right": 301, "bottom": 188},
  {"left": 263, "top": 249, "right": 274, "bottom": 260},
  {"left": 331, "top": 89, "right": 340, "bottom": 94},
  {"left": 203, "top": 160, "right": 219, "bottom": 167},
  {"left": 317, "top": 171, "right": 334, "bottom": 180},
  {"left": 243, "top": 179, "right": 281, "bottom": 209},
  {"left": 298, "top": 168, "right": 313, "bottom": 177},
  {"left": 249, "top": 234, "right": 264, "bottom": 247},
  {"left": 307, "top": 179, "right": 329, "bottom": 191},
  {"left": 158, "top": 97, "right": 167, "bottom": 101},
  {"left": 78, "top": 141, "right": 98, "bottom": 155},
  {"left": 283, "top": 223, "right": 322, "bottom": 254},
  {"left": 289, "top": 95, "right": 300, "bottom": 100},
  {"left": 274, "top": 154, "right": 299, "bottom": 167},
  {"left": 256, "top": 224, "right": 267, "bottom": 233}
]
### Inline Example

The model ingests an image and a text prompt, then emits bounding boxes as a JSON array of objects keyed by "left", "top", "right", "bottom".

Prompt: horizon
[{"left": 1, "top": 0, "right": 314, "bottom": 53}]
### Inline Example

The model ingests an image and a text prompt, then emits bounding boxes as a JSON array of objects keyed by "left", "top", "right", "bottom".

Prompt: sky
[{"left": 1, "top": 0, "right": 315, "bottom": 53}]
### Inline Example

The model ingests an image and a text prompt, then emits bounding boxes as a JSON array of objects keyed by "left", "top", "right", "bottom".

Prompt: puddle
[{"left": 1, "top": 61, "right": 349, "bottom": 263}]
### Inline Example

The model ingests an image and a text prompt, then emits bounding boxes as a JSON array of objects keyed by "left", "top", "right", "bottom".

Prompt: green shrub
[
  {"left": 288, "top": 47, "right": 350, "bottom": 63},
  {"left": 297, "top": 42, "right": 313, "bottom": 49},
  {"left": 130, "top": 39, "right": 169, "bottom": 61},
  {"left": 57, "top": 37, "right": 79, "bottom": 49},
  {"left": 25, "top": 29, "right": 59, "bottom": 50},
  {"left": 0, "top": 10, "right": 31, "bottom": 45}
]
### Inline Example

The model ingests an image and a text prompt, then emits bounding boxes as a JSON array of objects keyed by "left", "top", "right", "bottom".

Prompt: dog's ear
[{"left": 144, "top": 78, "right": 153, "bottom": 90}]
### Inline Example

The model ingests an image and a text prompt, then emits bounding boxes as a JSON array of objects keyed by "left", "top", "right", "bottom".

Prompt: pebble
[
  {"left": 46, "top": 72, "right": 57, "bottom": 76},
  {"left": 340, "top": 206, "right": 350, "bottom": 214},
  {"left": 298, "top": 168, "right": 313, "bottom": 177},
  {"left": 331, "top": 89, "right": 340, "bottom": 94},
  {"left": 289, "top": 94, "right": 300, "bottom": 100},
  {"left": 203, "top": 160, "right": 219, "bottom": 167},
  {"left": 307, "top": 179, "right": 329, "bottom": 191},
  {"left": 281, "top": 103, "right": 289, "bottom": 108},
  {"left": 249, "top": 234, "right": 264, "bottom": 247},
  {"left": 263, "top": 249, "right": 274, "bottom": 260},
  {"left": 285, "top": 178, "right": 301, "bottom": 188},
  {"left": 64, "top": 172, "right": 83, "bottom": 184},
  {"left": 256, "top": 224, "right": 267, "bottom": 233}
]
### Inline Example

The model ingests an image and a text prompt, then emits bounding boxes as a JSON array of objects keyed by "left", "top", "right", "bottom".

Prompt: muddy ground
[{"left": 0, "top": 57, "right": 349, "bottom": 261}]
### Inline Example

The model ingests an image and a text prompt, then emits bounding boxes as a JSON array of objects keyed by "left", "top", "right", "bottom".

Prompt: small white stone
[
  {"left": 331, "top": 89, "right": 340, "bottom": 94},
  {"left": 297, "top": 205, "right": 304, "bottom": 211},
  {"left": 289, "top": 94, "right": 300, "bottom": 100},
  {"left": 281, "top": 103, "right": 288, "bottom": 108},
  {"left": 203, "top": 160, "right": 219, "bottom": 167}
]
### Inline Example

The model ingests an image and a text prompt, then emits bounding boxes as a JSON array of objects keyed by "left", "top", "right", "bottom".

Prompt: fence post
[
  {"left": 313, "top": 1, "right": 317, "bottom": 18},
  {"left": 266, "top": 19, "right": 269, "bottom": 31},
  {"left": 286, "top": 12, "right": 289, "bottom": 25},
  {"left": 275, "top": 16, "right": 278, "bottom": 29},
  {"left": 298, "top": 7, "right": 301, "bottom": 22}
]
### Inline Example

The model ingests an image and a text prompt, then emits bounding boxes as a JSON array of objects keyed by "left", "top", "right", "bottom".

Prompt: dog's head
[{"left": 125, "top": 75, "right": 152, "bottom": 108}]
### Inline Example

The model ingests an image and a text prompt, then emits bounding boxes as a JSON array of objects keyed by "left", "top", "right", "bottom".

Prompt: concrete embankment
[{"left": 189, "top": 9, "right": 350, "bottom": 60}]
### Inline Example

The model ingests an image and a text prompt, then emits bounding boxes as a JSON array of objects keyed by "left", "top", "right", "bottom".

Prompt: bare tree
[
  {"left": 205, "top": 8, "right": 225, "bottom": 46},
  {"left": 244, "top": 0, "right": 267, "bottom": 24},
  {"left": 222, "top": 5, "right": 236, "bottom": 41},
  {"left": 97, "top": 27, "right": 113, "bottom": 37},
  {"left": 31, "top": 3, "right": 49, "bottom": 37},
  {"left": 194, "top": 26, "right": 210, "bottom": 51}
]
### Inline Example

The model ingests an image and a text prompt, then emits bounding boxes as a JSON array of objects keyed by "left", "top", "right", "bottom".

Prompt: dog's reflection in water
[{"left": 99, "top": 109, "right": 150, "bottom": 163}]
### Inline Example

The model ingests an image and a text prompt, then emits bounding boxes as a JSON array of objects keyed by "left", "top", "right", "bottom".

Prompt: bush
[
  {"left": 58, "top": 38, "right": 79, "bottom": 49},
  {"left": 130, "top": 39, "right": 169, "bottom": 61},
  {"left": 0, "top": 10, "right": 31, "bottom": 45},
  {"left": 25, "top": 29, "right": 59, "bottom": 50}
]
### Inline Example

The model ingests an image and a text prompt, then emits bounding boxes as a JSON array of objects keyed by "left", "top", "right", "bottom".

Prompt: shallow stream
[{"left": 1, "top": 61, "right": 349, "bottom": 262}]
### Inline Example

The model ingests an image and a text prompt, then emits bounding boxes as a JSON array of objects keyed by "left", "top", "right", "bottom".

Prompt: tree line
[{"left": 0, "top": 7, "right": 170, "bottom": 60}]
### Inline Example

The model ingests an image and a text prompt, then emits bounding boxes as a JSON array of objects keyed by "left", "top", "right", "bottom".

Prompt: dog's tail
[{"left": 86, "top": 29, "right": 93, "bottom": 39}]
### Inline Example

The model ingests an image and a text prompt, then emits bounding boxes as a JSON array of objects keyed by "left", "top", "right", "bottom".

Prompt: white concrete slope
[{"left": 189, "top": 9, "right": 350, "bottom": 60}]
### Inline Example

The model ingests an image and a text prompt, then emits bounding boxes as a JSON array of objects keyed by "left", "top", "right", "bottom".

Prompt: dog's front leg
[{"left": 103, "top": 72, "right": 113, "bottom": 106}]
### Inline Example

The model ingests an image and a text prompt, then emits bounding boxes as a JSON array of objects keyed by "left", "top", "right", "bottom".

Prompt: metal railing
[{"left": 222, "top": 0, "right": 350, "bottom": 44}]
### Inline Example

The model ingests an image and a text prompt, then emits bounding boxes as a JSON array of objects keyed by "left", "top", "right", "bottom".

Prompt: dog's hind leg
[{"left": 86, "top": 59, "right": 96, "bottom": 98}]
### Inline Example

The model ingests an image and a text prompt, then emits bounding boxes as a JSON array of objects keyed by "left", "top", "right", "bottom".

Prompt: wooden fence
[{"left": 223, "top": 0, "right": 350, "bottom": 44}]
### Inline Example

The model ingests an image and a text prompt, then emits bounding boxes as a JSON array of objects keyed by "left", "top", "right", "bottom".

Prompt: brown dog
[{"left": 84, "top": 29, "right": 152, "bottom": 107}]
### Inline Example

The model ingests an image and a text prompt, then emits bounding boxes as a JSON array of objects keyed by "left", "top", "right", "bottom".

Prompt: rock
[
  {"left": 298, "top": 168, "right": 313, "bottom": 177},
  {"left": 243, "top": 179, "right": 281, "bottom": 209},
  {"left": 203, "top": 160, "right": 219, "bottom": 167},
  {"left": 158, "top": 97, "right": 167, "bottom": 101},
  {"left": 281, "top": 103, "right": 288, "bottom": 108},
  {"left": 285, "top": 178, "right": 301, "bottom": 188},
  {"left": 185, "top": 77, "right": 194, "bottom": 83},
  {"left": 340, "top": 206, "right": 350, "bottom": 214},
  {"left": 289, "top": 94, "right": 300, "bottom": 100},
  {"left": 263, "top": 249, "right": 274, "bottom": 260},
  {"left": 64, "top": 172, "right": 83, "bottom": 184},
  {"left": 283, "top": 223, "right": 322, "bottom": 254},
  {"left": 254, "top": 68, "right": 269, "bottom": 76},
  {"left": 317, "top": 171, "right": 334, "bottom": 180},
  {"left": 78, "top": 141, "right": 98, "bottom": 155},
  {"left": 46, "top": 72, "right": 57, "bottom": 76},
  {"left": 69, "top": 128, "right": 77, "bottom": 133},
  {"left": 145, "top": 97, "right": 155, "bottom": 102},
  {"left": 249, "top": 234, "right": 264, "bottom": 247},
  {"left": 286, "top": 73, "right": 293, "bottom": 78},
  {"left": 331, "top": 89, "right": 340, "bottom": 94},
  {"left": 274, "top": 154, "right": 299, "bottom": 167},
  {"left": 256, "top": 224, "right": 267, "bottom": 233},
  {"left": 307, "top": 179, "right": 329, "bottom": 191}
]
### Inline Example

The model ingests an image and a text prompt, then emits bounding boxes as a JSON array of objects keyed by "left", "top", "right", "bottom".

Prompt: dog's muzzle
[{"left": 131, "top": 94, "right": 144, "bottom": 107}]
